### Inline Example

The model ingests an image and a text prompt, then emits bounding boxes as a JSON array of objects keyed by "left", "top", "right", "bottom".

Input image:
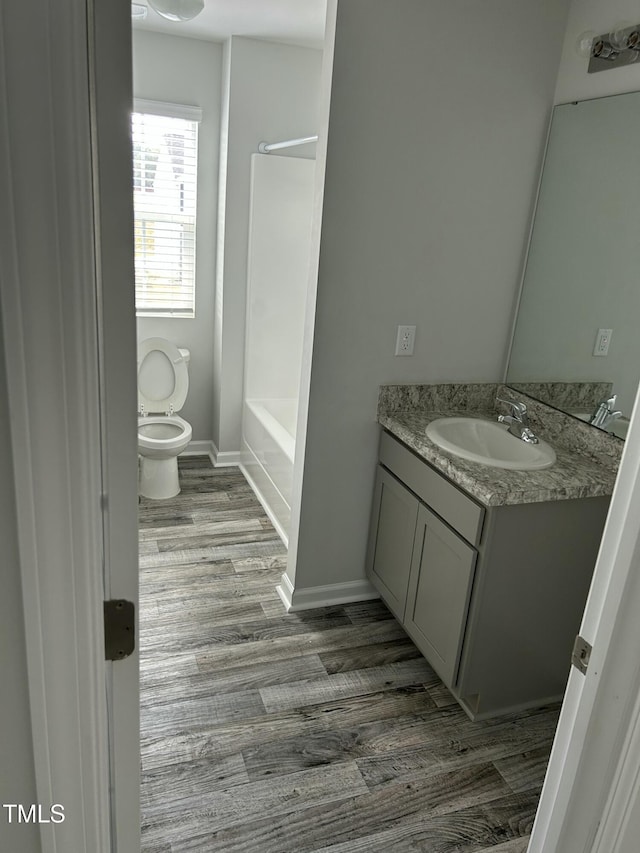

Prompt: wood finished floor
[{"left": 139, "top": 457, "right": 559, "bottom": 853}]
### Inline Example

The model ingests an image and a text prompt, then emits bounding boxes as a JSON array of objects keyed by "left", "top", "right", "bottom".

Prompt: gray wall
[
  {"left": 214, "top": 37, "right": 323, "bottom": 454},
  {"left": 133, "top": 30, "right": 223, "bottom": 442},
  {"left": 291, "top": 0, "right": 571, "bottom": 592},
  {"left": 0, "top": 313, "right": 40, "bottom": 852}
]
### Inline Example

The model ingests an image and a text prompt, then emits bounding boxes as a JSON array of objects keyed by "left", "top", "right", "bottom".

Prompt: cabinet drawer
[{"left": 379, "top": 430, "right": 484, "bottom": 546}]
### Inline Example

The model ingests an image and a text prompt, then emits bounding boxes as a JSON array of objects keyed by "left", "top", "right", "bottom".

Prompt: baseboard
[
  {"left": 182, "top": 440, "right": 241, "bottom": 468},
  {"left": 276, "top": 572, "right": 295, "bottom": 611},
  {"left": 277, "top": 575, "right": 379, "bottom": 612},
  {"left": 211, "top": 440, "right": 242, "bottom": 467},
  {"left": 182, "top": 440, "right": 216, "bottom": 466}
]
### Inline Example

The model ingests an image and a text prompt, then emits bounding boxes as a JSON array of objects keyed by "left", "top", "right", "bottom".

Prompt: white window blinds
[{"left": 132, "top": 104, "right": 200, "bottom": 317}]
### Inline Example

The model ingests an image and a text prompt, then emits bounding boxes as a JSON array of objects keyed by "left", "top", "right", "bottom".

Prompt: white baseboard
[
  {"left": 212, "top": 440, "right": 242, "bottom": 467},
  {"left": 276, "top": 572, "right": 295, "bottom": 611},
  {"left": 276, "top": 574, "right": 379, "bottom": 612},
  {"left": 181, "top": 440, "right": 241, "bottom": 468},
  {"left": 182, "top": 440, "right": 216, "bottom": 466}
]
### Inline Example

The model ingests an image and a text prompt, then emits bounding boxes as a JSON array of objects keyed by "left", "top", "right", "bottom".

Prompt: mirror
[{"left": 506, "top": 91, "right": 640, "bottom": 440}]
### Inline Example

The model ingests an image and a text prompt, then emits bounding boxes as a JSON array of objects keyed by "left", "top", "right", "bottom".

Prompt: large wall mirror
[{"left": 506, "top": 91, "right": 640, "bottom": 440}]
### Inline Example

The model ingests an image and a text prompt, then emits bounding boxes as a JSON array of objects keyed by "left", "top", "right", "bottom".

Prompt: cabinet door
[
  {"left": 405, "top": 505, "right": 477, "bottom": 688},
  {"left": 366, "top": 466, "right": 419, "bottom": 621}
]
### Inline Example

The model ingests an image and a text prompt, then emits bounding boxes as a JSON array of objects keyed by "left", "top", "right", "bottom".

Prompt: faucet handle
[{"left": 496, "top": 397, "right": 527, "bottom": 418}]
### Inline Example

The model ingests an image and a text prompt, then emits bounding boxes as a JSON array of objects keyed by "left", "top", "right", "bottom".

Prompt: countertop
[{"left": 377, "top": 384, "right": 621, "bottom": 508}]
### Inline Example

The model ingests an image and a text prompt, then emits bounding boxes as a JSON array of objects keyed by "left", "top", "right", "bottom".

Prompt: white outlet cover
[
  {"left": 395, "top": 325, "right": 416, "bottom": 356},
  {"left": 594, "top": 328, "right": 613, "bottom": 357}
]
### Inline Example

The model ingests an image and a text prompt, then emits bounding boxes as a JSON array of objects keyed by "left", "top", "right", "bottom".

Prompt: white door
[
  {"left": 0, "top": 0, "right": 140, "bottom": 851},
  {"left": 529, "top": 384, "right": 640, "bottom": 853}
]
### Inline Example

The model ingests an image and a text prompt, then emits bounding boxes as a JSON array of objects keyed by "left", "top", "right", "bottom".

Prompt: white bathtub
[{"left": 240, "top": 398, "right": 298, "bottom": 545}]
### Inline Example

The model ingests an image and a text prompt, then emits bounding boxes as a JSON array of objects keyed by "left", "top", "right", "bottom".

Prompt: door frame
[
  {"left": 0, "top": 0, "right": 139, "bottom": 851},
  {"left": 0, "top": 0, "right": 112, "bottom": 850}
]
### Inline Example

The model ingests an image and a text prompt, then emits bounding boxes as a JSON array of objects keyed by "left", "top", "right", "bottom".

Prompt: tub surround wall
[
  {"left": 132, "top": 30, "right": 222, "bottom": 443},
  {"left": 214, "top": 37, "right": 323, "bottom": 458}
]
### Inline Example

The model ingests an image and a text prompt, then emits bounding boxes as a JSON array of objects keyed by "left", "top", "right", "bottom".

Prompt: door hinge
[
  {"left": 571, "top": 634, "right": 592, "bottom": 675},
  {"left": 104, "top": 599, "right": 135, "bottom": 661}
]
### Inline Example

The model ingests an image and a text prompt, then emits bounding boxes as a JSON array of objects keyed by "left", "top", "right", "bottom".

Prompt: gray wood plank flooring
[{"left": 140, "top": 457, "right": 559, "bottom": 852}]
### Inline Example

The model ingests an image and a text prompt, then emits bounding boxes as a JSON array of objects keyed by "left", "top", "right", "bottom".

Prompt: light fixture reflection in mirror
[{"left": 148, "top": 0, "right": 204, "bottom": 22}]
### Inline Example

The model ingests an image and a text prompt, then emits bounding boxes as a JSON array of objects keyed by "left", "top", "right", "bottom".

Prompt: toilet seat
[
  {"left": 138, "top": 415, "right": 191, "bottom": 450},
  {"left": 138, "top": 415, "right": 192, "bottom": 456},
  {"left": 138, "top": 337, "right": 189, "bottom": 416}
]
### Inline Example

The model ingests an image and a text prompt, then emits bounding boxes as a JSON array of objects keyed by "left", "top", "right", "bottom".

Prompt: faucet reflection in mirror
[{"left": 590, "top": 395, "right": 622, "bottom": 430}]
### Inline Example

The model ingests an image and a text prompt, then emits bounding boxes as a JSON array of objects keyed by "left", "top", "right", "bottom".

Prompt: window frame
[{"left": 132, "top": 99, "right": 202, "bottom": 319}]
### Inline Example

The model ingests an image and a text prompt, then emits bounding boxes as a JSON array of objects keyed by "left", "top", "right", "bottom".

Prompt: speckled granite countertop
[{"left": 377, "top": 383, "right": 621, "bottom": 507}]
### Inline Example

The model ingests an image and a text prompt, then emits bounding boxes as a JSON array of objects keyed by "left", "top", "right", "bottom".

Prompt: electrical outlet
[
  {"left": 593, "top": 328, "right": 613, "bottom": 357},
  {"left": 395, "top": 325, "right": 416, "bottom": 356}
]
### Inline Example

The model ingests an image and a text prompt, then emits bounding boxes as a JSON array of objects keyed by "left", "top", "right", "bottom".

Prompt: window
[{"left": 132, "top": 100, "right": 201, "bottom": 318}]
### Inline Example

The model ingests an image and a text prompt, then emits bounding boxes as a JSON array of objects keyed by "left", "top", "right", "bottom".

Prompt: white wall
[
  {"left": 214, "top": 37, "right": 323, "bottom": 454},
  {"left": 0, "top": 319, "right": 40, "bottom": 853},
  {"left": 133, "top": 30, "right": 222, "bottom": 441},
  {"left": 290, "top": 0, "right": 571, "bottom": 593},
  {"left": 555, "top": 0, "right": 640, "bottom": 103}
]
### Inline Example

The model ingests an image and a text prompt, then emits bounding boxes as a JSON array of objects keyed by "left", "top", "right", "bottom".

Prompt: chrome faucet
[
  {"left": 589, "top": 395, "right": 622, "bottom": 430},
  {"left": 496, "top": 397, "right": 539, "bottom": 444}
]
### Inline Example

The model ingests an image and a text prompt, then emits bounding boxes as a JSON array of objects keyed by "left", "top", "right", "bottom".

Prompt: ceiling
[{"left": 133, "top": 0, "right": 327, "bottom": 49}]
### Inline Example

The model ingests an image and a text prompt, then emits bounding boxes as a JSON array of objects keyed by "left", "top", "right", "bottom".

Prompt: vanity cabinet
[{"left": 366, "top": 430, "right": 610, "bottom": 719}]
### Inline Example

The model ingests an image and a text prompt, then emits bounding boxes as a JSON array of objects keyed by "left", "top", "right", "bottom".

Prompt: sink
[{"left": 425, "top": 417, "right": 556, "bottom": 470}]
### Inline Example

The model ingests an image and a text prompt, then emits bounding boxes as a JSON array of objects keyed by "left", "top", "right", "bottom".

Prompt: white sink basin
[{"left": 425, "top": 417, "right": 556, "bottom": 470}]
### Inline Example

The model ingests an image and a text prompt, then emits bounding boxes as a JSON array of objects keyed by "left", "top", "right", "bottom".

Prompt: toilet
[{"left": 137, "top": 337, "right": 193, "bottom": 500}]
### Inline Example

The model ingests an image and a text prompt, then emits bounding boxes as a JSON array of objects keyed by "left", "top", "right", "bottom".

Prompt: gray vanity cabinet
[
  {"left": 404, "top": 505, "right": 476, "bottom": 688},
  {"left": 366, "top": 429, "right": 610, "bottom": 720}
]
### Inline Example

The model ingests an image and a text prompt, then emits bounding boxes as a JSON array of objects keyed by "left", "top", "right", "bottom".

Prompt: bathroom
[
  {"left": 5, "top": 0, "right": 640, "bottom": 850},
  {"left": 132, "top": 0, "right": 640, "bottom": 847}
]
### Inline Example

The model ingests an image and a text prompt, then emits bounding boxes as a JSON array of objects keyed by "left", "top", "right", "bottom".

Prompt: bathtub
[{"left": 240, "top": 398, "right": 298, "bottom": 545}]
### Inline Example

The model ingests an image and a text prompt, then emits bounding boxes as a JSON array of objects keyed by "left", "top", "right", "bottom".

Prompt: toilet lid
[{"left": 137, "top": 337, "right": 189, "bottom": 415}]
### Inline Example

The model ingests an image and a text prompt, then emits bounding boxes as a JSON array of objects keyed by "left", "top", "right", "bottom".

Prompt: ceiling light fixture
[
  {"left": 148, "top": 0, "right": 204, "bottom": 22},
  {"left": 131, "top": 2, "right": 148, "bottom": 20}
]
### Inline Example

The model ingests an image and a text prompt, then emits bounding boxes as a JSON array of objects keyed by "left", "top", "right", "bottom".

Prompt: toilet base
[{"left": 139, "top": 455, "right": 181, "bottom": 500}]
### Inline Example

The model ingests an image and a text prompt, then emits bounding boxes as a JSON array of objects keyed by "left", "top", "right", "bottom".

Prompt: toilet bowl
[{"left": 137, "top": 337, "right": 192, "bottom": 500}]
